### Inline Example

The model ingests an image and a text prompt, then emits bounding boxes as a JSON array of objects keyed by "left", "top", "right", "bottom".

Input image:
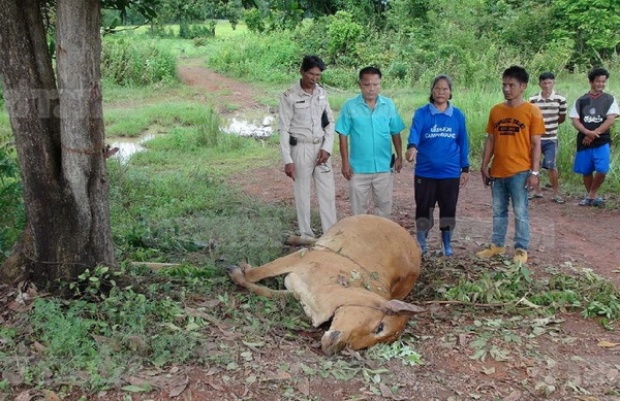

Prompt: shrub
[
  {"left": 101, "top": 37, "right": 177, "bottom": 86},
  {"left": 207, "top": 32, "right": 301, "bottom": 82},
  {"left": 326, "top": 11, "right": 364, "bottom": 64},
  {"left": 180, "top": 20, "right": 216, "bottom": 39}
]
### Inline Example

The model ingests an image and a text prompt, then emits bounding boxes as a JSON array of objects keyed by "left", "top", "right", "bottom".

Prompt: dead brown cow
[{"left": 228, "top": 214, "right": 424, "bottom": 355}]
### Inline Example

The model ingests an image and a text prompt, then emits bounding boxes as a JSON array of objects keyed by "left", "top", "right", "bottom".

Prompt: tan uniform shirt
[{"left": 278, "top": 81, "right": 335, "bottom": 165}]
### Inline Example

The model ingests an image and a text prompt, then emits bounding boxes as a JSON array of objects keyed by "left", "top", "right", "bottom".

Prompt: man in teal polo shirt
[{"left": 336, "top": 66, "right": 405, "bottom": 217}]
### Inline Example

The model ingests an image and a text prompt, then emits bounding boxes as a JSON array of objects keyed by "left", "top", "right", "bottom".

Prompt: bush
[
  {"left": 180, "top": 19, "right": 216, "bottom": 39},
  {"left": 207, "top": 32, "right": 301, "bottom": 82},
  {"left": 101, "top": 37, "right": 177, "bottom": 86},
  {"left": 326, "top": 11, "right": 364, "bottom": 65}
]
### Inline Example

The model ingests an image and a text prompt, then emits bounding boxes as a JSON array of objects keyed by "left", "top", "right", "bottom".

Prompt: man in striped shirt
[{"left": 528, "top": 72, "right": 567, "bottom": 203}]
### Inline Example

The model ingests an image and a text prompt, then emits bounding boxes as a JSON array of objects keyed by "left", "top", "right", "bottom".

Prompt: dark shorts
[
  {"left": 573, "top": 143, "right": 611, "bottom": 175},
  {"left": 540, "top": 139, "right": 557, "bottom": 170}
]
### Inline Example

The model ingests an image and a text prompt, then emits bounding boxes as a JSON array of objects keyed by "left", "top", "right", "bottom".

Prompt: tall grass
[{"left": 102, "top": 36, "right": 177, "bottom": 86}]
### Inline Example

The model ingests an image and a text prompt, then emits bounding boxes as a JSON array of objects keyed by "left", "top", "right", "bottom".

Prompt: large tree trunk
[{"left": 0, "top": 0, "right": 115, "bottom": 289}]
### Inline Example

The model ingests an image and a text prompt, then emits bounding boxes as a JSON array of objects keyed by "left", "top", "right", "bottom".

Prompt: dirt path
[{"left": 178, "top": 62, "right": 620, "bottom": 286}]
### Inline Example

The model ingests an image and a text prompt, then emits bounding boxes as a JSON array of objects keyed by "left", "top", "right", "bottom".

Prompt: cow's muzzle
[{"left": 321, "top": 330, "right": 343, "bottom": 355}]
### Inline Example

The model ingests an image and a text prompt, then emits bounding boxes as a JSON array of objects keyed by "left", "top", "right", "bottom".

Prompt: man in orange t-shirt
[{"left": 477, "top": 66, "right": 545, "bottom": 265}]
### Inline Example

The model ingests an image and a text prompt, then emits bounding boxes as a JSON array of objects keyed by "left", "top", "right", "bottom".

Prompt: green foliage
[
  {"left": 553, "top": 0, "right": 620, "bottom": 62},
  {"left": 179, "top": 18, "right": 216, "bottom": 39},
  {"left": 441, "top": 261, "right": 620, "bottom": 322},
  {"left": 326, "top": 11, "right": 364, "bottom": 65},
  {"left": 243, "top": 8, "right": 266, "bottom": 33},
  {"left": 101, "top": 37, "right": 177, "bottom": 86},
  {"left": 366, "top": 338, "right": 423, "bottom": 366},
  {"left": 528, "top": 38, "right": 576, "bottom": 76},
  {"left": 24, "top": 276, "right": 200, "bottom": 389},
  {"left": 207, "top": 31, "right": 301, "bottom": 82}
]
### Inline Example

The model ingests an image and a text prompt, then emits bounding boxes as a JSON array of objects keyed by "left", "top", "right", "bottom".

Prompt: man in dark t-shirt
[{"left": 569, "top": 67, "right": 619, "bottom": 207}]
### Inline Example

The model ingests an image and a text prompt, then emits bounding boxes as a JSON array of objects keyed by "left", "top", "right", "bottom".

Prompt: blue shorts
[
  {"left": 540, "top": 140, "right": 557, "bottom": 170},
  {"left": 573, "top": 143, "right": 611, "bottom": 175}
]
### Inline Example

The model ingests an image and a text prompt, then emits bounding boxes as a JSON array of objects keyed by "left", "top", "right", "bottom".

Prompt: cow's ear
[{"left": 383, "top": 299, "right": 426, "bottom": 315}]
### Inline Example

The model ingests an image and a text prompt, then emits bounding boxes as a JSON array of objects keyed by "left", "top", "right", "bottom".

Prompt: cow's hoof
[
  {"left": 226, "top": 264, "right": 240, "bottom": 274},
  {"left": 238, "top": 262, "right": 253, "bottom": 273}
]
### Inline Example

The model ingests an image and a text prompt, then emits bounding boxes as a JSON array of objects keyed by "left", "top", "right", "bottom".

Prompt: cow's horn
[{"left": 383, "top": 299, "right": 426, "bottom": 315}]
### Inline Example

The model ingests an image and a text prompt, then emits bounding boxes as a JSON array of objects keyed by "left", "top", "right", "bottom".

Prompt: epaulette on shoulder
[{"left": 283, "top": 87, "right": 295, "bottom": 97}]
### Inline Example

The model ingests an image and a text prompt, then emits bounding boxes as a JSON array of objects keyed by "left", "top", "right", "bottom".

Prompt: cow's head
[{"left": 321, "top": 299, "right": 425, "bottom": 355}]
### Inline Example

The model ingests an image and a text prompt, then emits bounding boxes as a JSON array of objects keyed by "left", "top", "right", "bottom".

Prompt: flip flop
[
  {"left": 528, "top": 193, "right": 543, "bottom": 200},
  {"left": 552, "top": 196, "right": 565, "bottom": 204},
  {"left": 578, "top": 198, "right": 593, "bottom": 206}
]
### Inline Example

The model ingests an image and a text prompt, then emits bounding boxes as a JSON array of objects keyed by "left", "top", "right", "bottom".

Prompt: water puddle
[
  {"left": 108, "top": 133, "right": 155, "bottom": 164},
  {"left": 107, "top": 113, "right": 276, "bottom": 163},
  {"left": 221, "top": 114, "right": 275, "bottom": 138}
]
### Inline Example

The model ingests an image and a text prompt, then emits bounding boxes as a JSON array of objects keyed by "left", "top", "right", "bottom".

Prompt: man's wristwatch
[{"left": 530, "top": 171, "right": 540, "bottom": 176}]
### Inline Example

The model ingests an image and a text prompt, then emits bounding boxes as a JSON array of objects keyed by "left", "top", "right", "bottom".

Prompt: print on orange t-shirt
[{"left": 486, "top": 102, "right": 545, "bottom": 178}]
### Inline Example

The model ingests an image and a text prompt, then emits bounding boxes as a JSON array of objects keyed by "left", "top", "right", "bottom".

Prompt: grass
[{"left": 105, "top": 101, "right": 222, "bottom": 137}]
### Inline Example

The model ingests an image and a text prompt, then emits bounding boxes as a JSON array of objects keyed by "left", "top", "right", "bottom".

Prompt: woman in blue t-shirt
[{"left": 405, "top": 75, "right": 470, "bottom": 256}]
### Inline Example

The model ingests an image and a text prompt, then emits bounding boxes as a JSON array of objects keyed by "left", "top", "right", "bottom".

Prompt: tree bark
[{"left": 0, "top": 0, "right": 115, "bottom": 289}]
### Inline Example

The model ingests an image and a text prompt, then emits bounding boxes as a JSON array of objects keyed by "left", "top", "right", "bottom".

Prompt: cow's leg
[
  {"left": 240, "top": 249, "right": 307, "bottom": 283},
  {"left": 228, "top": 265, "right": 295, "bottom": 299},
  {"left": 228, "top": 249, "right": 311, "bottom": 299}
]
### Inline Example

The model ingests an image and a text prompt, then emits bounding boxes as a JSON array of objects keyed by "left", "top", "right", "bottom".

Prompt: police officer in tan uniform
[{"left": 279, "top": 55, "right": 337, "bottom": 238}]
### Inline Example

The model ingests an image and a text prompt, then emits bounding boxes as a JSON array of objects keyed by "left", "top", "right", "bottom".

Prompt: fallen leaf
[
  {"left": 127, "top": 376, "right": 151, "bottom": 388},
  {"left": 5, "top": 371, "right": 24, "bottom": 386},
  {"left": 41, "top": 389, "right": 61, "bottom": 401},
  {"left": 14, "top": 390, "right": 34, "bottom": 401},
  {"left": 32, "top": 341, "right": 47, "bottom": 353},
  {"left": 502, "top": 391, "right": 522, "bottom": 401},
  {"left": 205, "top": 379, "right": 224, "bottom": 391},
  {"left": 458, "top": 333, "right": 469, "bottom": 347},
  {"left": 242, "top": 340, "right": 265, "bottom": 348},
  {"left": 268, "top": 370, "right": 291, "bottom": 380},
  {"left": 169, "top": 376, "right": 189, "bottom": 397},
  {"left": 597, "top": 340, "right": 619, "bottom": 348},
  {"left": 122, "top": 385, "right": 150, "bottom": 393},
  {"left": 379, "top": 383, "right": 394, "bottom": 398},
  {"left": 481, "top": 366, "right": 496, "bottom": 375},
  {"left": 297, "top": 377, "right": 310, "bottom": 396}
]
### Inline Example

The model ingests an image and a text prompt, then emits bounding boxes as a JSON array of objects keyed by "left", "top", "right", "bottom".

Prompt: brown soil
[{"left": 6, "top": 62, "right": 620, "bottom": 401}]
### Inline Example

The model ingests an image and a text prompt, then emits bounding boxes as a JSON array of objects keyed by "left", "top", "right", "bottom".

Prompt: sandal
[
  {"left": 578, "top": 198, "right": 593, "bottom": 206},
  {"left": 528, "top": 193, "right": 543, "bottom": 200},
  {"left": 552, "top": 196, "right": 565, "bottom": 204},
  {"left": 592, "top": 197, "right": 605, "bottom": 207}
]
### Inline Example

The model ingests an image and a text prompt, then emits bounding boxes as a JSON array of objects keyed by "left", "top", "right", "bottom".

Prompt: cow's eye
[{"left": 373, "top": 322, "right": 384, "bottom": 334}]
